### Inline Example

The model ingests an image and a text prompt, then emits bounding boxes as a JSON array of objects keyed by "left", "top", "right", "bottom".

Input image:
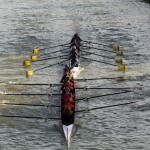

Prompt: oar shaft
[
  {"left": 1, "top": 93, "right": 61, "bottom": 96},
  {"left": 76, "top": 101, "right": 136, "bottom": 112},
  {"left": 0, "top": 115, "right": 60, "bottom": 120},
  {"left": 83, "top": 50, "right": 114, "bottom": 60},
  {"left": 1, "top": 103, "right": 60, "bottom": 107},
  {"left": 76, "top": 87, "right": 132, "bottom": 90},
  {"left": 82, "top": 56, "right": 116, "bottom": 66},
  {"left": 75, "top": 77, "right": 123, "bottom": 81},
  {"left": 8, "top": 83, "right": 62, "bottom": 86},
  {"left": 39, "top": 48, "right": 69, "bottom": 57},
  {"left": 76, "top": 91, "right": 132, "bottom": 101},
  {"left": 34, "top": 59, "right": 67, "bottom": 72},
  {"left": 82, "top": 40, "right": 110, "bottom": 47},
  {"left": 33, "top": 54, "right": 68, "bottom": 63},
  {"left": 83, "top": 46, "right": 113, "bottom": 53}
]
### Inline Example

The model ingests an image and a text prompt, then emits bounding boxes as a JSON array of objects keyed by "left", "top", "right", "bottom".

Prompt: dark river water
[{"left": 0, "top": 0, "right": 150, "bottom": 150}]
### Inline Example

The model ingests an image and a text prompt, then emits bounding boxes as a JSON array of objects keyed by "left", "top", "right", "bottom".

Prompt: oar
[
  {"left": 76, "top": 101, "right": 137, "bottom": 112},
  {"left": 1, "top": 102, "right": 60, "bottom": 107},
  {"left": 32, "top": 54, "right": 68, "bottom": 63},
  {"left": 38, "top": 47, "right": 69, "bottom": 57},
  {"left": 24, "top": 55, "right": 68, "bottom": 67},
  {"left": 83, "top": 46, "right": 123, "bottom": 56},
  {"left": 82, "top": 40, "right": 121, "bottom": 51},
  {"left": 76, "top": 90, "right": 132, "bottom": 101},
  {"left": 82, "top": 50, "right": 114, "bottom": 60},
  {"left": 0, "top": 93, "right": 61, "bottom": 96},
  {"left": 39, "top": 43, "right": 70, "bottom": 51},
  {"left": 81, "top": 56, "right": 116, "bottom": 66},
  {"left": 75, "top": 77, "right": 125, "bottom": 81},
  {"left": 6, "top": 83, "right": 62, "bottom": 86},
  {"left": 0, "top": 115, "right": 60, "bottom": 120},
  {"left": 82, "top": 40, "right": 111, "bottom": 47},
  {"left": 48, "top": 43, "right": 70, "bottom": 49},
  {"left": 26, "top": 59, "right": 68, "bottom": 77},
  {"left": 76, "top": 87, "right": 136, "bottom": 90},
  {"left": 82, "top": 46, "right": 114, "bottom": 53},
  {"left": 81, "top": 56, "right": 125, "bottom": 71}
]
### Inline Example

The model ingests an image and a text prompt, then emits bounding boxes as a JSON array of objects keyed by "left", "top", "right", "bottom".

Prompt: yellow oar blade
[
  {"left": 116, "top": 51, "right": 123, "bottom": 56},
  {"left": 32, "top": 48, "right": 39, "bottom": 54},
  {"left": 31, "top": 55, "right": 38, "bottom": 61},
  {"left": 23, "top": 60, "right": 31, "bottom": 67},
  {"left": 112, "top": 45, "right": 120, "bottom": 51},
  {"left": 118, "top": 64, "right": 125, "bottom": 71},
  {"left": 26, "top": 70, "right": 33, "bottom": 78},
  {"left": 115, "top": 58, "right": 123, "bottom": 63}
]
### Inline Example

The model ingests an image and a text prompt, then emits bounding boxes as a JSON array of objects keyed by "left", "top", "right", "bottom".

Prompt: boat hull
[{"left": 62, "top": 124, "right": 73, "bottom": 147}]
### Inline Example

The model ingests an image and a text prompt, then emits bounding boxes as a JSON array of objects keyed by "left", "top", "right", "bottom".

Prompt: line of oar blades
[
  {"left": 2, "top": 41, "right": 125, "bottom": 119},
  {"left": 24, "top": 41, "right": 124, "bottom": 77}
]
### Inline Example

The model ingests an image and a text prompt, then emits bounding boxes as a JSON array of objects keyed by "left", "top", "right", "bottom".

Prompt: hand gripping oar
[
  {"left": 76, "top": 90, "right": 132, "bottom": 101},
  {"left": 1, "top": 102, "right": 60, "bottom": 108},
  {"left": 76, "top": 101, "right": 137, "bottom": 113},
  {"left": 0, "top": 115, "right": 60, "bottom": 120}
]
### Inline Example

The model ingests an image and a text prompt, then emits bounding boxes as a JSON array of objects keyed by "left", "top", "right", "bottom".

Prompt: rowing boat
[
  {"left": 61, "top": 34, "right": 82, "bottom": 148},
  {"left": 0, "top": 34, "right": 129, "bottom": 149}
]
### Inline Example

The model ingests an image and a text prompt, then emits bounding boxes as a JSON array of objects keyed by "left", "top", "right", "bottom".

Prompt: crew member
[
  {"left": 61, "top": 104, "right": 74, "bottom": 124},
  {"left": 62, "top": 96, "right": 75, "bottom": 105},
  {"left": 71, "top": 33, "right": 82, "bottom": 44},
  {"left": 61, "top": 93, "right": 75, "bottom": 101},
  {"left": 62, "top": 104, "right": 74, "bottom": 115}
]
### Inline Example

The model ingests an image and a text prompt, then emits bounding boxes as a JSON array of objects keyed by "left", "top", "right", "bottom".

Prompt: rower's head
[{"left": 63, "top": 105, "right": 73, "bottom": 116}]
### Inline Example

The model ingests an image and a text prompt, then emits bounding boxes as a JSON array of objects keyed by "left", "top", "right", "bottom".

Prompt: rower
[
  {"left": 71, "top": 33, "right": 82, "bottom": 44},
  {"left": 62, "top": 77, "right": 74, "bottom": 88},
  {"left": 61, "top": 93, "right": 75, "bottom": 101},
  {"left": 60, "top": 65, "right": 72, "bottom": 83},
  {"left": 69, "top": 46, "right": 77, "bottom": 55},
  {"left": 69, "top": 51, "right": 79, "bottom": 67},
  {"left": 61, "top": 77, "right": 75, "bottom": 94},
  {"left": 61, "top": 105, "right": 74, "bottom": 124},
  {"left": 61, "top": 85, "right": 75, "bottom": 95},
  {"left": 62, "top": 96, "right": 75, "bottom": 105}
]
